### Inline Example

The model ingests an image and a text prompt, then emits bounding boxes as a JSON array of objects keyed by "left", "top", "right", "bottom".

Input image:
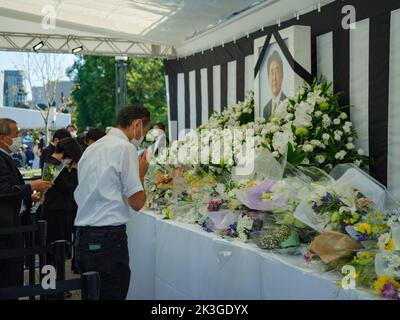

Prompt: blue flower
[
  {"left": 312, "top": 202, "right": 319, "bottom": 213},
  {"left": 322, "top": 193, "right": 333, "bottom": 206}
]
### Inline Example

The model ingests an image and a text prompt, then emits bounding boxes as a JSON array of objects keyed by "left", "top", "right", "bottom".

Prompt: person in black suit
[
  {"left": 0, "top": 118, "right": 52, "bottom": 290},
  {"left": 263, "top": 50, "right": 287, "bottom": 121},
  {"left": 41, "top": 137, "right": 82, "bottom": 267},
  {"left": 39, "top": 129, "right": 71, "bottom": 172}
]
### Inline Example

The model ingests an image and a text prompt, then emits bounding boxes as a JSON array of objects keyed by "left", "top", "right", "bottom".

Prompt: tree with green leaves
[{"left": 67, "top": 56, "right": 168, "bottom": 132}]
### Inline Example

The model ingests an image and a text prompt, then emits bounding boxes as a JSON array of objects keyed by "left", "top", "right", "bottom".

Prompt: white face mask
[
  {"left": 130, "top": 122, "right": 144, "bottom": 148},
  {"left": 61, "top": 158, "right": 72, "bottom": 166},
  {"left": 70, "top": 131, "right": 77, "bottom": 138},
  {"left": 9, "top": 137, "right": 22, "bottom": 154}
]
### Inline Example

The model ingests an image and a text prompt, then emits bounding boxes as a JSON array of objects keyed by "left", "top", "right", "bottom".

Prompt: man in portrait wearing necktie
[{"left": 262, "top": 50, "right": 287, "bottom": 121}]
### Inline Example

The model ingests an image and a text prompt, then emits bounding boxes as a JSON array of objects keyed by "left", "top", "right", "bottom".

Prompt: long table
[{"left": 126, "top": 211, "right": 373, "bottom": 300}]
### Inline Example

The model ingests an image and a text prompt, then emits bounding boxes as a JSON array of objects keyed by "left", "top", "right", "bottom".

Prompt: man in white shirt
[
  {"left": 262, "top": 50, "right": 287, "bottom": 121},
  {"left": 74, "top": 105, "right": 150, "bottom": 300}
]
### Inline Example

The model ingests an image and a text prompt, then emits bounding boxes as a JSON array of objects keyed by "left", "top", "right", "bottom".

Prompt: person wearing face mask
[
  {"left": 66, "top": 124, "right": 78, "bottom": 138},
  {"left": 0, "top": 118, "right": 52, "bottom": 291},
  {"left": 41, "top": 137, "right": 82, "bottom": 267},
  {"left": 39, "top": 128, "right": 71, "bottom": 172},
  {"left": 74, "top": 105, "right": 150, "bottom": 300}
]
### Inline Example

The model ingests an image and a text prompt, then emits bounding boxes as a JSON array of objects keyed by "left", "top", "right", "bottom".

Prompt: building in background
[
  {"left": 31, "top": 86, "right": 46, "bottom": 106},
  {"left": 46, "top": 80, "right": 74, "bottom": 106},
  {"left": 2, "top": 70, "right": 27, "bottom": 107}
]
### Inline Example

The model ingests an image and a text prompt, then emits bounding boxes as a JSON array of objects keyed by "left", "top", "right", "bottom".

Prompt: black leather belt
[{"left": 76, "top": 225, "right": 126, "bottom": 234}]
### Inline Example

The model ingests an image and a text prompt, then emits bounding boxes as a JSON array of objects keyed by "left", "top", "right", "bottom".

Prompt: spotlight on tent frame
[
  {"left": 33, "top": 41, "right": 44, "bottom": 52},
  {"left": 72, "top": 46, "right": 83, "bottom": 54}
]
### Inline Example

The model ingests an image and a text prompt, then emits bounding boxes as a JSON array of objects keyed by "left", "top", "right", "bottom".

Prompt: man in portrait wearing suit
[
  {"left": 263, "top": 50, "right": 287, "bottom": 120},
  {"left": 0, "top": 118, "right": 52, "bottom": 291}
]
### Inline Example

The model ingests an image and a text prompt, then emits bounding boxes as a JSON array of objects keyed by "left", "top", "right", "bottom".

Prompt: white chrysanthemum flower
[
  {"left": 315, "top": 155, "right": 326, "bottom": 164},
  {"left": 322, "top": 114, "right": 331, "bottom": 128},
  {"left": 272, "top": 151, "right": 280, "bottom": 158},
  {"left": 333, "top": 118, "right": 341, "bottom": 125},
  {"left": 343, "top": 125, "right": 351, "bottom": 133},
  {"left": 322, "top": 133, "right": 330, "bottom": 141},
  {"left": 293, "top": 109, "right": 313, "bottom": 128},
  {"left": 272, "top": 131, "right": 294, "bottom": 155},
  {"left": 340, "top": 112, "right": 348, "bottom": 120},
  {"left": 302, "top": 158, "right": 310, "bottom": 165},
  {"left": 302, "top": 144, "right": 314, "bottom": 152},
  {"left": 310, "top": 139, "right": 321, "bottom": 146},
  {"left": 354, "top": 160, "right": 362, "bottom": 167},
  {"left": 285, "top": 113, "right": 294, "bottom": 121},
  {"left": 298, "top": 101, "right": 315, "bottom": 114},
  {"left": 358, "top": 148, "right": 365, "bottom": 156},
  {"left": 335, "top": 150, "right": 347, "bottom": 160},
  {"left": 334, "top": 130, "right": 343, "bottom": 141},
  {"left": 314, "top": 111, "right": 323, "bottom": 118},
  {"left": 346, "top": 143, "right": 355, "bottom": 150}
]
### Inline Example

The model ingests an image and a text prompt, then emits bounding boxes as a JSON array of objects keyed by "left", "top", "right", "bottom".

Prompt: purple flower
[
  {"left": 381, "top": 281, "right": 400, "bottom": 300},
  {"left": 236, "top": 179, "right": 287, "bottom": 211},
  {"left": 322, "top": 193, "right": 333, "bottom": 206},
  {"left": 312, "top": 202, "right": 319, "bottom": 213},
  {"left": 357, "top": 234, "right": 369, "bottom": 242}
]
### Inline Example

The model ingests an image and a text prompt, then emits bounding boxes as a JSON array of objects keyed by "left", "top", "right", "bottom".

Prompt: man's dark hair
[
  {"left": 116, "top": 105, "right": 150, "bottom": 128},
  {"left": 85, "top": 128, "right": 106, "bottom": 144},
  {"left": 52, "top": 128, "right": 71, "bottom": 142},
  {"left": 154, "top": 122, "right": 165, "bottom": 131},
  {"left": 0, "top": 118, "right": 17, "bottom": 136},
  {"left": 267, "top": 50, "right": 284, "bottom": 78},
  {"left": 66, "top": 124, "right": 77, "bottom": 131},
  {"left": 55, "top": 137, "right": 82, "bottom": 162}
]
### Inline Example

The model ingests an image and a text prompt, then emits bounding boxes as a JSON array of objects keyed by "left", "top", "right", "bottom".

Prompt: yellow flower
[
  {"left": 355, "top": 271, "right": 361, "bottom": 280},
  {"left": 246, "top": 181, "right": 257, "bottom": 188},
  {"left": 356, "top": 223, "right": 372, "bottom": 235},
  {"left": 359, "top": 251, "right": 371, "bottom": 261},
  {"left": 260, "top": 193, "right": 272, "bottom": 200},
  {"left": 374, "top": 275, "right": 400, "bottom": 293},
  {"left": 386, "top": 238, "right": 396, "bottom": 251},
  {"left": 164, "top": 207, "right": 171, "bottom": 220},
  {"left": 228, "top": 204, "right": 238, "bottom": 211}
]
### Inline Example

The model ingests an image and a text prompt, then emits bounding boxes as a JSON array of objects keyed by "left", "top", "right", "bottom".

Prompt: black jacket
[
  {"left": 42, "top": 156, "right": 78, "bottom": 213},
  {"left": 0, "top": 150, "right": 32, "bottom": 227},
  {"left": 42, "top": 156, "right": 78, "bottom": 244},
  {"left": 40, "top": 144, "right": 55, "bottom": 171},
  {"left": 262, "top": 92, "right": 287, "bottom": 120}
]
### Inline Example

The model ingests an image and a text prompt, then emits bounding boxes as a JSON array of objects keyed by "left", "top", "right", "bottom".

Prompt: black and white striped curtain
[{"left": 164, "top": 0, "right": 400, "bottom": 196}]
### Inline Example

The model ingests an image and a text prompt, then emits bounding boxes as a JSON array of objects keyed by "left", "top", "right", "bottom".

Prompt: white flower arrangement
[{"left": 263, "top": 79, "right": 370, "bottom": 171}]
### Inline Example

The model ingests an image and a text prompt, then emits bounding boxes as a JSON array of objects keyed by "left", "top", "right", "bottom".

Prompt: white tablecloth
[{"left": 126, "top": 211, "right": 374, "bottom": 300}]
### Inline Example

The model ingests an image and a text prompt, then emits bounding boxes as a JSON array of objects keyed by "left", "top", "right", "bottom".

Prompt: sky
[{"left": 0, "top": 51, "right": 77, "bottom": 100}]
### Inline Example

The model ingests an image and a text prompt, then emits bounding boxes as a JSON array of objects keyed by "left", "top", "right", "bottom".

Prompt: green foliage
[{"left": 67, "top": 56, "right": 168, "bottom": 132}]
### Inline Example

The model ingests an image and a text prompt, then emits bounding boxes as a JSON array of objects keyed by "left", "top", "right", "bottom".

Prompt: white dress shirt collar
[{"left": 108, "top": 127, "right": 130, "bottom": 142}]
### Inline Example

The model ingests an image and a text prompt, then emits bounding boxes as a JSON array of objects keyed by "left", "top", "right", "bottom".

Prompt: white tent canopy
[
  {"left": 0, "top": 106, "right": 71, "bottom": 129},
  {"left": 0, "top": 0, "right": 331, "bottom": 57}
]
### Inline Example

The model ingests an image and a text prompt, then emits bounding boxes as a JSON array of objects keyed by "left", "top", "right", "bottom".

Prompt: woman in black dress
[{"left": 41, "top": 137, "right": 82, "bottom": 266}]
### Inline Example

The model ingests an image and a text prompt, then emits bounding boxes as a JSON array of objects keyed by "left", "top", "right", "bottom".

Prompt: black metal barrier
[
  {"left": 0, "top": 272, "right": 100, "bottom": 300},
  {"left": 0, "top": 221, "right": 100, "bottom": 300}
]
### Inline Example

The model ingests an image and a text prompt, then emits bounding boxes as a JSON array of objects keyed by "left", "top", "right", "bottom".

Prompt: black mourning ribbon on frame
[{"left": 254, "top": 30, "right": 313, "bottom": 85}]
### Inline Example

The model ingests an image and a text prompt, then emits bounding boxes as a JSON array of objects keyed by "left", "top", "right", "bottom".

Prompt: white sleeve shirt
[{"left": 74, "top": 128, "right": 143, "bottom": 227}]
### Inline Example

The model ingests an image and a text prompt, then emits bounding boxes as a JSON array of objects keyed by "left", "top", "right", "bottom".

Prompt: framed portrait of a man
[{"left": 254, "top": 26, "right": 311, "bottom": 120}]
